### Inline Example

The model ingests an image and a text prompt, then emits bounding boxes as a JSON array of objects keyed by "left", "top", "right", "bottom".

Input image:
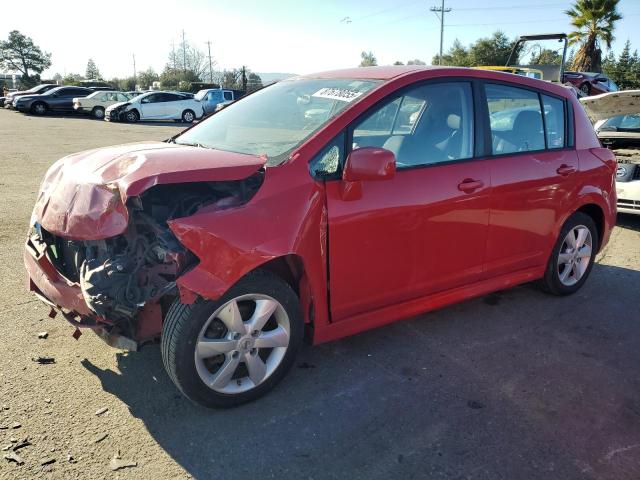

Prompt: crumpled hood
[
  {"left": 33, "top": 142, "right": 266, "bottom": 240},
  {"left": 580, "top": 89, "right": 640, "bottom": 122},
  {"left": 106, "top": 101, "right": 128, "bottom": 112}
]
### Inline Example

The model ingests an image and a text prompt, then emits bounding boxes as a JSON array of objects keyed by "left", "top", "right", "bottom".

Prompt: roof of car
[{"left": 300, "top": 65, "right": 441, "bottom": 80}]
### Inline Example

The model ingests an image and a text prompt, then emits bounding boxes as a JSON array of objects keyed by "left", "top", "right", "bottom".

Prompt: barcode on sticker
[{"left": 312, "top": 88, "right": 363, "bottom": 102}]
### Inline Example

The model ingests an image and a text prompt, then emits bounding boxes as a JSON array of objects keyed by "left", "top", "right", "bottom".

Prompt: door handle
[
  {"left": 556, "top": 164, "right": 576, "bottom": 176},
  {"left": 457, "top": 179, "right": 484, "bottom": 193}
]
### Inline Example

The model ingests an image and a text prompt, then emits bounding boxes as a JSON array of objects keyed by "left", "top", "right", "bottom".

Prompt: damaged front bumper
[{"left": 24, "top": 230, "right": 157, "bottom": 350}]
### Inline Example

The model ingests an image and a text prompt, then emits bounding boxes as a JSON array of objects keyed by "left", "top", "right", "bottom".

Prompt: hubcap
[
  {"left": 35, "top": 104, "right": 45, "bottom": 114},
  {"left": 557, "top": 225, "right": 592, "bottom": 286},
  {"left": 184, "top": 112, "right": 194, "bottom": 122},
  {"left": 194, "top": 294, "right": 290, "bottom": 394},
  {"left": 127, "top": 112, "right": 136, "bottom": 122}
]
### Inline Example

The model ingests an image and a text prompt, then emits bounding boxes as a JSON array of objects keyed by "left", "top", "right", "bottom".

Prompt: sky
[{"left": 2, "top": 0, "right": 640, "bottom": 80}]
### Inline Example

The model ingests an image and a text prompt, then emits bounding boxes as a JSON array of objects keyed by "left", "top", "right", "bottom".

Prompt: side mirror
[{"left": 342, "top": 147, "right": 396, "bottom": 182}]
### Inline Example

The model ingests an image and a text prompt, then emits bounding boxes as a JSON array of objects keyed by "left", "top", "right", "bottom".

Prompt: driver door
[
  {"left": 140, "top": 93, "right": 164, "bottom": 119},
  {"left": 324, "top": 81, "right": 491, "bottom": 321}
]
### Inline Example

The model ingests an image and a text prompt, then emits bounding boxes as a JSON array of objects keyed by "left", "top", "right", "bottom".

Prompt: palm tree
[{"left": 566, "top": 0, "right": 622, "bottom": 72}]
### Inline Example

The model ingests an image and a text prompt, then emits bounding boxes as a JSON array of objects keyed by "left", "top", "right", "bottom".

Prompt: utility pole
[
  {"left": 172, "top": 40, "right": 177, "bottom": 70},
  {"left": 182, "top": 29, "right": 187, "bottom": 73},
  {"left": 206, "top": 40, "right": 214, "bottom": 83},
  {"left": 430, "top": 0, "right": 451, "bottom": 65},
  {"left": 132, "top": 53, "right": 136, "bottom": 84}
]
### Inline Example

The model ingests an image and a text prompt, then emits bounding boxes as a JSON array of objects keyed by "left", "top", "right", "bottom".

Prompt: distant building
[{"left": 0, "top": 73, "right": 22, "bottom": 88}]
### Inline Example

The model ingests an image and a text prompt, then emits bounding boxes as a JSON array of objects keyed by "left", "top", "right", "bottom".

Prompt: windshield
[
  {"left": 175, "top": 78, "right": 381, "bottom": 165},
  {"left": 195, "top": 90, "right": 209, "bottom": 100},
  {"left": 601, "top": 114, "right": 640, "bottom": 132}
]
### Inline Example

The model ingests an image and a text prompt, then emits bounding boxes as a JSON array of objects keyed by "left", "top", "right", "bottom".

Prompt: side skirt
[{"left": 312, "top": 266, "right": 545, "bottom": 345}]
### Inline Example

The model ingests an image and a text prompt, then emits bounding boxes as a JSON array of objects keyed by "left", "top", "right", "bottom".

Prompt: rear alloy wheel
[
  {"left": 181, "top": 109, "right": 195, "bottom": 123},
  {"left": 31, "top": 102, "right": 47, "bottom": 115},
  {"left": 92, "top": 106, "right": 105, "bottom": 119},
  {"left": 125, "top": 109, "right": 139, "bottom": 123},
  {"left": 162, "top": 270, "right": 303, "bottom": 408},
  {"left": 540, "top": 211, "right": 598, "bottom": 295}
]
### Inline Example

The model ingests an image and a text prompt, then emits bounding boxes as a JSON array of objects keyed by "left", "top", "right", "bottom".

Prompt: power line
[{"left": 431, "top": 0, "right": 452, "bottom": 65}]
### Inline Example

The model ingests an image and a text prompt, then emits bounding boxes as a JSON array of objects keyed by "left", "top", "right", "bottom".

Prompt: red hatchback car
[{"left": 25, "top": 66, "right": 617, "bottom": 407}]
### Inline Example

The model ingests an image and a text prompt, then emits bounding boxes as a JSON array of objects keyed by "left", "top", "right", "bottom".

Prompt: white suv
[{"left": 105, "top": 91, "right": 204, "bottom": 123}]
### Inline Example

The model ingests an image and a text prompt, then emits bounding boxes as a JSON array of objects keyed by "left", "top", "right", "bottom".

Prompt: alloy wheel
[
  {"left": 557, "top": 225, "right": 593, "bottom": 286},
  {"left": 34, "top": 103, "right": 46, "bottom": 115},
  {"left": 183, "top": 111, "right": 194, "bottom": 122},
  {"left": 194, "top": 294, "right": 290, "bottom": 394}
]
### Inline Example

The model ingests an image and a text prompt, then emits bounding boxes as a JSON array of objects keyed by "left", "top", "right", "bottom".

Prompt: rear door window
[
  {"left": 223, "top": 91, "right": 233, "bottom": 101},
  {"left": 485, "top": 84, "right": 545, "bottom": 154}
]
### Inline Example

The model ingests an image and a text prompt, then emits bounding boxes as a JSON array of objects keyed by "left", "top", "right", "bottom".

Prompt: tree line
[{"left": 0, "top": 30, "right": 263, "bottom": 93}]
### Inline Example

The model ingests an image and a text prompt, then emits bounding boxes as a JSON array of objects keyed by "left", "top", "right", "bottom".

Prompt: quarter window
[
  {"left": 485, "top": 84, "right": 545, "bottom": 154},
  {"left": 223, "top": 91, "right": 233, "bottom": 101},
  {"left": 351, "top": 82, "right": 474, "bottom": 168},
  {"left": 541, "top": 94, "right": 566, "bottom": 149},
  {"left": 309, "top": 132, "right": 345, "bottom": 178}
]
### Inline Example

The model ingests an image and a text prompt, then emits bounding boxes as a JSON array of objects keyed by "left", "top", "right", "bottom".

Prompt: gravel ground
[{"left": 1, "top": 110, "right": 639, "bottom": 480}]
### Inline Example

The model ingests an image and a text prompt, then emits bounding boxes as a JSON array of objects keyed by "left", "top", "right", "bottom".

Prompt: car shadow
[
  {"left": 15, "top": 111, "right": 189, "bottom": 127},
  {"left": 616, "top": 213, "right": 640, "bottom": 232},
  {"left": 82, "top": 263, "right": 640, "bottom": 480}
]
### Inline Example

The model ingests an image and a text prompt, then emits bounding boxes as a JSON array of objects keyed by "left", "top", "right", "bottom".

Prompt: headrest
[
  {"left": 513, "top": 110, "right": 541, "bottom": 132},
  {"left": 447, "top": 114, "right": 461, "bottom": 130}
]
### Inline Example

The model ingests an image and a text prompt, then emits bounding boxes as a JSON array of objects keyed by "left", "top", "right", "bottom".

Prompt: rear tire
[
  {"left": 125, "top": 109, "right": 139, "bottom": 123},
  {"left": 92, "top": 106, "right": 105, "bottom": 119},
  {"left": 181, "top": 109, "right": 195, "bottom": 123},
  {"left": 580, "top": 83, "right": 591, "bottom": 96},
  {"left": 161, "top": 270, "right": 304, "bottom": 408},
  {"left": 31, "top": 102, "right": 47, "bottom": 115},
  {"left": 539, "top": 211, "right": 598, "bottom": 296}
]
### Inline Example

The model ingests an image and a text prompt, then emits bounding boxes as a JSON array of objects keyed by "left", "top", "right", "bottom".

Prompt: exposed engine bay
[
  {"left": 599, "top": 136, "right": 640, "bottom": 182},
  {"left": 36, "top": 174, "right": 263, "bottom": 337}
]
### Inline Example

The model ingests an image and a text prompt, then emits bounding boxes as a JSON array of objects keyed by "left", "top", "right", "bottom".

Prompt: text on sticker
[{"left": 312, "top": 88, "right": 364, "bottom": 102}]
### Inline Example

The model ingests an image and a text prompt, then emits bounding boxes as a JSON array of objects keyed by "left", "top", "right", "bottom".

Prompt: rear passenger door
[
  {"left": 159, "top": 93, "right": 184, "bottom": 119},
  {"left": 52, "top": 88, "right": 88, "bottom": 111},
  {"left": 482, "top": 83, "right": 578, "bottom": 278}
]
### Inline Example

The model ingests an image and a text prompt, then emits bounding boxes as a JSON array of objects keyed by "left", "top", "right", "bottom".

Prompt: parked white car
[
  {"left": 73, "top": 91, "right": 133, "bottom": 119},
  {"left": 105, "top": 91, "right": 204, "bottom": 123},
  {"left": 581, "top": 90, "right": 640, "bottom": 215}
]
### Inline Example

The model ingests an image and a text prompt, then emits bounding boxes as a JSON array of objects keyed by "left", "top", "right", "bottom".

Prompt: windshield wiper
[{"left": 176, "top": 141, "right": 208, "bottom": 148}]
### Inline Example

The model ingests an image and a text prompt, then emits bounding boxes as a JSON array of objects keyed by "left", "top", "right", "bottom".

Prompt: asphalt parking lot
[{"left": 0, "top": 110, "right": 639, "bottom": 480}]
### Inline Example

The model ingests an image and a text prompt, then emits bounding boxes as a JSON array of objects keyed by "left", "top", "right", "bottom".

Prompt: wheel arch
[
  {"left": 31, "top": 100, "right": 47, "bottom": 112},
  {"left": 576, "top": 202, "right": 604, "bottom": 248}
]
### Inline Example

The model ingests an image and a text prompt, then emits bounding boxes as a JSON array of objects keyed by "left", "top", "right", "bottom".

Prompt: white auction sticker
[{"left": 311, "top": 88, "right": 363, "bottom": 102}]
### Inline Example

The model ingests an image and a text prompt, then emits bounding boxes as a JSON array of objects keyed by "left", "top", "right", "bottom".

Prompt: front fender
[{"left": 168, "top": 160, "right": 331, "bottom": 330}]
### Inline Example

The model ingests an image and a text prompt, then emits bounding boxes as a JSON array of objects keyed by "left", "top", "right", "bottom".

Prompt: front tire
[
  {"left": 580, "top": 83, "right": 591, "bottom": 96},
  {"left": 161, "top": 270, "right": 304, "bottom": 408},
  {"left": 31, "top": 102, "right": 47, "bottom": 115},
  {"left": 125, "top": 109, "right": 139, "bottom": 123},
  {"left": 539, "top": 212, "right": 598, "bottom": 296},
  {"left": 181, "top": 109, "right": 195, "bottom": 123}
]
